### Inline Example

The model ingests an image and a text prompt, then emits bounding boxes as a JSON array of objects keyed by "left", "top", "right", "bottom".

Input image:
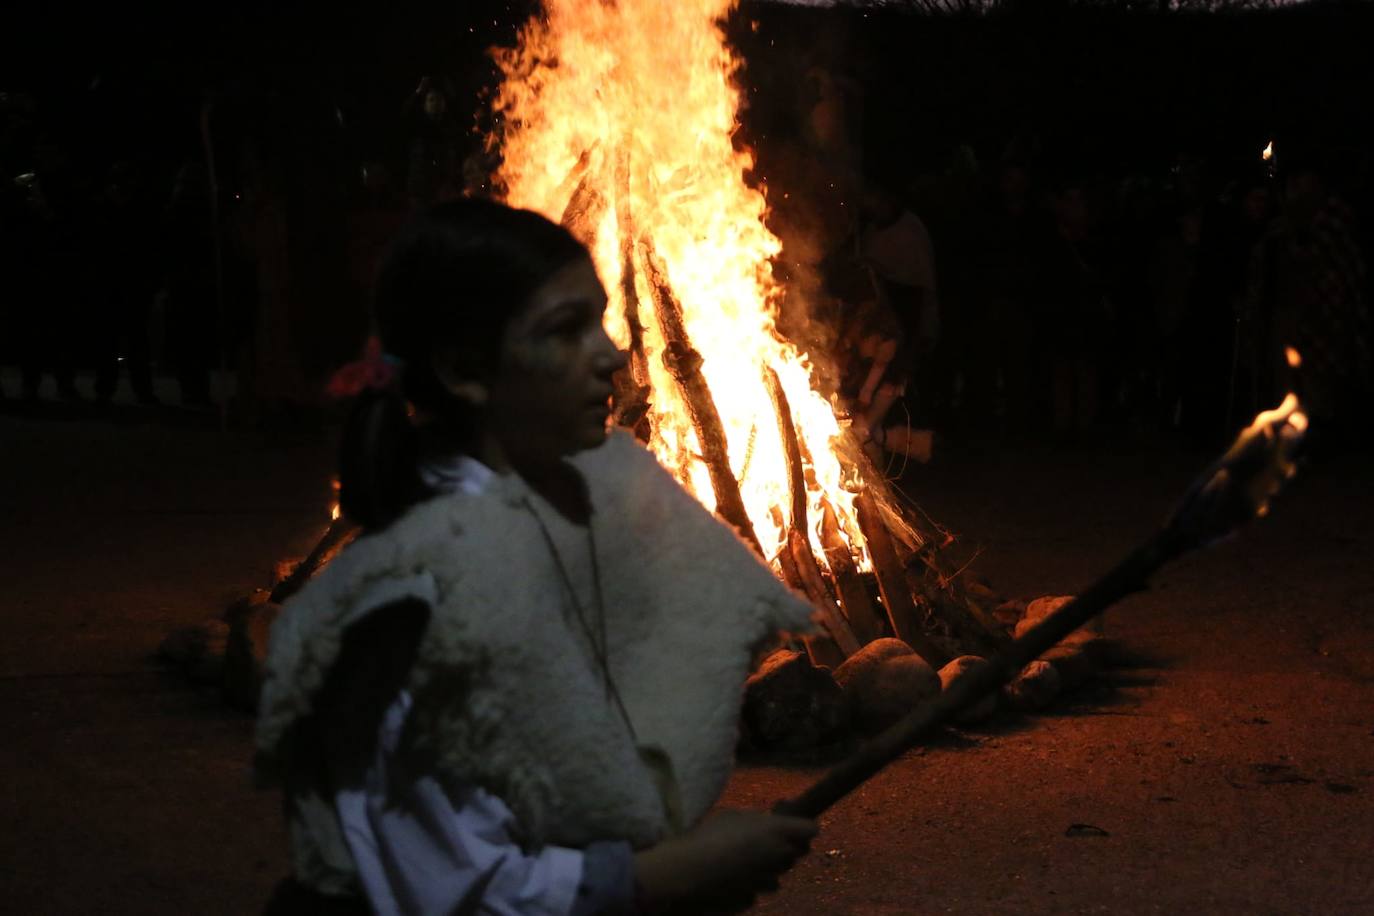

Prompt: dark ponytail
[
  {"left": 336, "top": 199, "right": 588, "bottom": 530},
  {"left": 338, "top": 389, "right": 421, "bottom": 531}
]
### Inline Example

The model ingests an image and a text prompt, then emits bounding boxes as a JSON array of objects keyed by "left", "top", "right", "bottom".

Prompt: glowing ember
[
  {"left": 490, "top": 0, "right": 887, "bottom": 567},
  {"left": 1285, "top": 346, "right": 1302, "bottom": 369}
]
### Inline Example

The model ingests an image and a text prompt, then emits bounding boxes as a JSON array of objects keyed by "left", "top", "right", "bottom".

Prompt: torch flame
[
  {"left": 1236, "top": 391, "right": 1307, "bottom": 518},
  {"left": 490, "top": 0, "right": 882, "bottom": 566},
  {"left": 1244, "top": 391, "right": 1301, "bottom": 438},
  {"left": 1285, "top": 346, "right": 1301, "bottom": 369},
  {"left": 1262, "top": 140, "right": 1274, "bottom": 162}
]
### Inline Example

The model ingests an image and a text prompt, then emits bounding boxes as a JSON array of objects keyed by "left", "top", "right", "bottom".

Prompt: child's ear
[{"left": 431, "top": 348, "right": 491, "bottom": 406}]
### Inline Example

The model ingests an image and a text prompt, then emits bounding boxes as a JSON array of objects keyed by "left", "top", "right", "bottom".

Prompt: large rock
[
  {"left": 937, "top": 655, "right": 998, "bottom": 723},
  {"left": 223, "top": 592, "right": 282, "bottom": 713},
  {"left": 1014, "top": 594, "right": 1105, "bottom": 642},
  {"left": 833, "top": 637, "right": 915, "bottom": 693},
  {"left": 834, "top": 640, "right": 939, "bottom": 733},
  {"left": 857, "top": 655, "right": 941, "bottom": 732},
  {"left": 1004, "top": 659, "right": 1062, "bottom": 711},
  {"left": 1025, "top": 595, "right": 1073, "bottom": 623},
  {"left": 742, "top": 650, "right": 848, "bottom": 750}
]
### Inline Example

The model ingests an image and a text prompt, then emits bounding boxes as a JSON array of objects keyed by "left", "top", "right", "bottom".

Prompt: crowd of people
[
  {"left": 4, "top": 80, "right": 1370, "bottom": 453},
  {"left": 0, "top": 80, "right": 472, "bottom": 415},
  {"left": 823, "top": 146, "right": 1372, "bottom": 455},
  {"left": 0, "top": 91, "right": 232, "bottom": 408}
]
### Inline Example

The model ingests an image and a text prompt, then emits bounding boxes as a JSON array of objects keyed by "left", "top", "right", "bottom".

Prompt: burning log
[
  {"left": 553, "top": 145, "right": 597, "bottom": 204},
  {"left": 854, "top": 491, "right": 946, "bottom": 669},
  {"left": 790, "top": 529, "right": 859, "bottom": 657},
  {"left": 820, "top": 501, "right": 885, "bottom": 647},
  {"left": 613, "top": 149, "right": 649, "bottom": 387},
  {"left": 609, "top": 152, "right": 653, "bottom": 439},
  {"left": 640, "top": 239, "right": 761, "bottom": 553},
  {"left": 761, "top": 365, "right": 861, "bottom": 655},
  {"left": 559, "top": 153, "right": 608, "bottom": 249},
  {"left": 772, "top": 530, "right": 856, "bottom": 660},
  {"left": 764, "top": 368, "right": 808, "bottom": 536}
]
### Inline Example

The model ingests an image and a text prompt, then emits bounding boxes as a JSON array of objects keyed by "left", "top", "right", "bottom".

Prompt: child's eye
[{"left": 546, "top": 318, "right": 584, "bottom": 338}]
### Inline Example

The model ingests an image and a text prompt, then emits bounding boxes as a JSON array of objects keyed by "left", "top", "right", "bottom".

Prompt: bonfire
[
  {"left": 179, "top": 0, "right": 1018, "bottom": 737},
  {"left": 481, "top": 0, "right": 1007, "bottom": 669}
]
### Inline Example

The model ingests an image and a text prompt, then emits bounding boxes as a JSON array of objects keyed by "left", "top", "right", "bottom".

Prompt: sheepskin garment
[{"left": 256, "top": 431, "right": 813, "bottom": 852}]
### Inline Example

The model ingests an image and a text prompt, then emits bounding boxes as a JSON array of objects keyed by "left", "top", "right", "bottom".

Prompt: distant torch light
[
  {"left": 1286, "top": 347, "right": 1301, "bottom": 369},
  {"left": 1262, "top": 141, "right": 1274, "bottom": 162}
]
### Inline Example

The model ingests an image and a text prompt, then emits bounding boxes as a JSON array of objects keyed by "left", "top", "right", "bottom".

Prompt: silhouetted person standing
[{"left": 403, "top": 78, "right": 462, "bottom": 209}]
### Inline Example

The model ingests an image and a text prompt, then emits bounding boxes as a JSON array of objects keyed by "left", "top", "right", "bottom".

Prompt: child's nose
[{"left": 594, "top": 334, "right": 629, "bottom": 375}]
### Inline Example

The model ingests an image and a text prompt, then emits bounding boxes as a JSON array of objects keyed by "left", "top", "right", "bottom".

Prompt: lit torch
[
  {"left": 1263, "top": 138, "right": 1276, "bottom": 179},
  {"left": 270, "top": 478, "right": 356, "bottom": 604},
  {"left": 778, "top": 379, "right": 1308, "bottom": 818}
]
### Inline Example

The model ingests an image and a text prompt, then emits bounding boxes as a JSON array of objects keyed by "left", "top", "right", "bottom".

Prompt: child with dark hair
[{"left": 255, "top": 199, "right": 817, "bottom": 915}]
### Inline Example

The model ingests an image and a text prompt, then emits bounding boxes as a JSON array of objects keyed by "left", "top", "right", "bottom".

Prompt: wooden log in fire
[
  {"left": 763, "top": 366, "right": 868, "bottom": 654},
  {"left": 560, "top": 156, "right": 609, "bottom": 249},
  {"left": 763, "top": 367, "right": 808, "bottom": 535},
  {"left": 608, "top": 150, "right": 653, "bottom": 439},
  {"left": 789, "top": 529, "right": 859, "bottom": 656},
  {"left": 775, "top": 546, "right": 848, "bottom": 669},
  {"left": 553, "top": 145, "right": 597, "bottom": 207},
  {"left": 640, "top": 239, "right": 761, "bottom": 553},
  {"left": 613, "top": 149, "right": 649, "bottom": 387},
  {"left": 820, "top": 500, "right": 885, "bottom": 646},
  {"left": 854, "top": 491, "right": 947, "bottom": 669}
]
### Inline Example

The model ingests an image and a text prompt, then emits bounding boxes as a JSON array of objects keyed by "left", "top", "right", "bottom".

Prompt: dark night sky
[{"left": 3, "top": 1, "right": 1369, "bottom": 193}]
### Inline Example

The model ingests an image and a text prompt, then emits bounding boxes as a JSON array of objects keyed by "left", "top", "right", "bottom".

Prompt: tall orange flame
[{"left": 491, "top": 0, "right": 886, "bottom": 566}]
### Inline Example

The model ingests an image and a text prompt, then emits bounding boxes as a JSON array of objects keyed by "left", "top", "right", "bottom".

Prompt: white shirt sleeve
[
  {"left": 333, "top": 691, "right": 592, "bottom": 916},
  {"left": 335, "top": 694, "right": 588, "bottom": 916}
]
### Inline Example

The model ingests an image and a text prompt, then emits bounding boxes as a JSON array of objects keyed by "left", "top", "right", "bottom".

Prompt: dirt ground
[{"left": 2, "top": 407, "right": 1371, "bottom": 914}]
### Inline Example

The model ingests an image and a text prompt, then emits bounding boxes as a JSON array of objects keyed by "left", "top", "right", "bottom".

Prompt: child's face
[{"left": 486, "top": 257, "right": 627, "bottom": 467}]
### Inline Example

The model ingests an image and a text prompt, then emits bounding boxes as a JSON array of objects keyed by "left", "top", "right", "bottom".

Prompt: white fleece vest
[{"left": 256, "top": 432, "right": 813, "bottom": 856}]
